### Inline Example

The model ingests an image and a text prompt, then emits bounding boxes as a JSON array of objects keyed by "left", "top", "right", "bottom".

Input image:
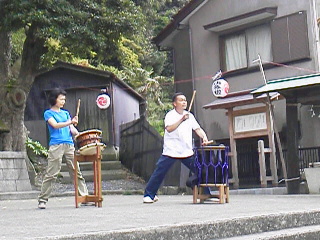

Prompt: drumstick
[
  {"left": 75, "top": 99, "right": 81, "bottom": 117},
  {"left": 74, "top": 99, "right": 81, "bottom": 126},
  {"left": 188, "top": 90, "right": 196, "bottom": 112}
]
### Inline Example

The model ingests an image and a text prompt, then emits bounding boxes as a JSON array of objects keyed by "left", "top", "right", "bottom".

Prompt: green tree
[
  {"left": 131, "top": 0, "right": 189, "bottom": 77},
  {"left": 0, "top": 0, "right": 190, "bottom": 150},
  {"left": 0, "top": 0, "right": 145, "bottom": 151},
  {"left": 112, "top": 67, "right": 174, "bottom": 135},
  {"left": 96, "top": 63, "right": 173, "bottom": 134}
]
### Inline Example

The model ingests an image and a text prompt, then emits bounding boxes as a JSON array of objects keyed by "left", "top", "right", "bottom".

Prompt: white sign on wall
[{"left": 234, "top": 112, "right": 267, "bottom": 133}]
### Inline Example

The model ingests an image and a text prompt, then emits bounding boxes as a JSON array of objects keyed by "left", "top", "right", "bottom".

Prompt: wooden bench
[{"left": 74, "top": 146, "right": 103, "bottom": 208}]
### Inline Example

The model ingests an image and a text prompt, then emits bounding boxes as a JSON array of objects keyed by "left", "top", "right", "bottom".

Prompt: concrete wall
[
  {"left": 25, "top": 120, "right": 48, "bottom": 147},
  {"left": 0, "top": 152, "right": 32, "bottom": 192},
  {"left": 172, "top": 29, "right": 193, "bottom": 98}
]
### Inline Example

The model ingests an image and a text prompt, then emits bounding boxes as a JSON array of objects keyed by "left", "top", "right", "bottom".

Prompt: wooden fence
[
  {"left": 120, "top": 121, "right": 320, "bottom": 187},
  {"left": 119, "top": 117, "right": 164, "bottom": 183},
  {"left": 238, "top": 144, "right": 320, "bottom": 185},
  {"left": 220, "top": 138, "right": 320, "bottom": 186},
  {"left": 119, "top": 117, "right": 205, "bottom": 186}
]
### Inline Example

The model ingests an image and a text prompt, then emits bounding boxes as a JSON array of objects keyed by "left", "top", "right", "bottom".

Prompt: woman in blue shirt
[{"left": 38, "top": 88, "right": 88, "bottom": 209}]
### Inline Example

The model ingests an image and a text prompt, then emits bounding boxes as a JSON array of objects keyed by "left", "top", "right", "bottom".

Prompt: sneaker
[
  {"left": 154, "top": 195, "right": 159, "bottom": 202},
  {"left": 80, "top": 202, "right": 95, "bottom": 206},
  {"left": 143, "top": 196, "right": 154, "bottom": 203},
  {"left": 38, "top": 201, "right": 46, "bottom": 209}
]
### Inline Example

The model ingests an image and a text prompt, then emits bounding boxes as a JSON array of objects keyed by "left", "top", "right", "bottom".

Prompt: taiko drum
[{"left": 75, "top": 129, "right": 106, "bottom": 155}]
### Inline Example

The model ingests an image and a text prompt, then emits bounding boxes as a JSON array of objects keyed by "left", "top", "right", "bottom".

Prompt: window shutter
[
  {"left": 271, "top": 11, "right": 309, "bottom": 63},
  {"left": 271, "top": 17, "right": 290, "bottom": 62},
  {"left": 288, "top": 11, "right": 310, "bottom": 60}
]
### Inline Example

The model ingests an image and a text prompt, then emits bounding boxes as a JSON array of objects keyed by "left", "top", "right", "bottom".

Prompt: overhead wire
[{"left": 0, "top": 61, "right": 319, "bottom": 93}]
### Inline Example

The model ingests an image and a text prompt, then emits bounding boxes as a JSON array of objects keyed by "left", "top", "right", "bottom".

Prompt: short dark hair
[
  {"left": 172, "top": 92, "right": 185, "bottom": 102},
  {"left": 48, "top": 88, "right": 67, "bottom": 106}
]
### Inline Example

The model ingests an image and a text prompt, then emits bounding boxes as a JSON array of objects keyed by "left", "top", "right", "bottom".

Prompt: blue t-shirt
[{"left": 44, "top": 109, "right": 74, "bottom": 146}]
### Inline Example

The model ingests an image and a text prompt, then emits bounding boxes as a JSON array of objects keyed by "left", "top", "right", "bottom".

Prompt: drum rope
[{"left": 194, "top": 146, "right": 229, "bottom": 186}]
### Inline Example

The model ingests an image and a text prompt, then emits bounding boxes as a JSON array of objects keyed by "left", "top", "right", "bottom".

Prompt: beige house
[{"left": 154, "top": 0, "right": 320, "bottom": 190}]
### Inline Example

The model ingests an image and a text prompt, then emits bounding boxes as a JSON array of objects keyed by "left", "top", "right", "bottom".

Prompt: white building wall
[
  {"left": 112, "top": 84, "right": 140, "bottom": 146},
  {"left": 180, "top": 0, "right": 320, "bottom": 147}
]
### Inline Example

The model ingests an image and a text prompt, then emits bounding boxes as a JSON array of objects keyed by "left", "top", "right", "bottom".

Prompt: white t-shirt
[{"left": 162, "top": 109, "right": 200, "bottom": 158}]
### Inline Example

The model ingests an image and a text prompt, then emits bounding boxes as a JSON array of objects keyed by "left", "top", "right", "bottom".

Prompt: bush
[
  {"left": 26, "top": 137, "right": 48, "bottom": 158},
  {"left": 26, "top": 138, "right": 48, "bottom": 186}
]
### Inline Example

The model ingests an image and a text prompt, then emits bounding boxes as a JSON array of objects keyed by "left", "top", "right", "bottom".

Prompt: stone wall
[{"left": 0, "top": 152, "right": 32, "bottom": 192}]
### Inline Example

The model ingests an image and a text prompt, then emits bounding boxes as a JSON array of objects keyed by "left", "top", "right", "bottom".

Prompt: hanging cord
[{"left": 278, "top": 177, "right": 300, "bottom": 184}]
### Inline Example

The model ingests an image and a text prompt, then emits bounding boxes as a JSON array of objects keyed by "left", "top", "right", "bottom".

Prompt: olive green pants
[{"left": 38, "top": 144, "right": 88, "bottom": 202}]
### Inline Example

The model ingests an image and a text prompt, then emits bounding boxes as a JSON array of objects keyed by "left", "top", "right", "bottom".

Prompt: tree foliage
[
  {"left": 1, "top": 0, "right": 145, "bottom": 68},
  {"left": 0, "top": 0, "right": 147, "bottom": 150},
  {"left": 0, "top": 0, "right": 188, "bottom": 150}
]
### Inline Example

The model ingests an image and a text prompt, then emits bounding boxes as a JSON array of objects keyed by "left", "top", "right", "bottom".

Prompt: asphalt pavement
[{"left": 1, "top": 191, "right": 320, "bottom": 240}]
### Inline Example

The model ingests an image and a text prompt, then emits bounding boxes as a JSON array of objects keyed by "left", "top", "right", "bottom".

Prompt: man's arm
[
  {"left": 194, "top": 128, "right": 209, "bottom": 145},
  {"left": 165, "top": 114, "right": 189, "bottom": 133}
]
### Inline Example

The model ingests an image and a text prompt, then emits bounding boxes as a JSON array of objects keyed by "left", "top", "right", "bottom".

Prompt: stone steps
[
  {"left": 221, "top": 224, "right": 320, "bottom": 240},
  {"left": 203, "top": 210, "right": 320, "bottom": 240},
  {"left": 59, "top": 159, "right": 127, "bottom": 183},
  {"left": 60, "top": 161, "right": 122, "bottom": 172},
  {"left": 59, "top": 169, "right": 127, "bottom": 183},
  {"left": 58, "top": 145, "right": 126, "bottom": 183}
]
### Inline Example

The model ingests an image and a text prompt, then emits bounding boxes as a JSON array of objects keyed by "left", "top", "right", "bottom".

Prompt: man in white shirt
[{"left": 143, "top": 92, "right": 209, "bottom": 203}]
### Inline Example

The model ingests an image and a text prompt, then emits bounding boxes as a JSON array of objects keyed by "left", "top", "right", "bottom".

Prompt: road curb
[{"left": 34, "top": 210, "right": 320, "bottom": 240}]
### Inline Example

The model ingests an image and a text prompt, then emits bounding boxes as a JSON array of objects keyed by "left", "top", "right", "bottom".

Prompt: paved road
[{"left": 1, "top": 193, "right": 320, "bottom": 239}]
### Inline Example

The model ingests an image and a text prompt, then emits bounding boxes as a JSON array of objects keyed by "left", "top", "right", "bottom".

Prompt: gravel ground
[
  {"left": 37, "top": 170, "right": 147, "bottom": 195},
  {"left": 51, "top": 179, "right": 146, "bottom": 194}
]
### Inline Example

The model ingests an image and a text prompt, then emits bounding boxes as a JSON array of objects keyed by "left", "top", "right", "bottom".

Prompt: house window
[
  {"left": 221, "top": 11, "right": 309, "bottom": 72},
  {"left": 222, "top": 24, "right": 273, "bottom": 71}
]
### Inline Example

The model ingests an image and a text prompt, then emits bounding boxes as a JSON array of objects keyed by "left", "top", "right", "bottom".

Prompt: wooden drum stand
[
  {"left": 74, "top": 146, "right": 103, "bottom": 208},
  {"left": 193, "top": 183, "right": 229, "bottom": 204},
  {"left": 193, "top": 145, "right": 230, "bottom": 204}
]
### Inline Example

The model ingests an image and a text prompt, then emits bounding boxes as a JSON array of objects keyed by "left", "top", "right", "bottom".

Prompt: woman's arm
[
  {"left": 47, "top": 116, "right": 78, "bottom": 129},
  {"left": 69, "top": 124, "right": 79, "bottom": 136}
]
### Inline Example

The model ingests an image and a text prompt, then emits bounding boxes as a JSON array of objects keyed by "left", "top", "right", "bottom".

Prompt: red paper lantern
[{"left": 96, "top": 93, "right": 111, "bottom": 109}]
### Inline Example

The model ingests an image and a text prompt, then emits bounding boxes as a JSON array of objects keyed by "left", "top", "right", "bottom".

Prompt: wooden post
[
  {"left": 286, "top": 99, "right": 300, "bottom": 194},
  {"left": 258, "top": 140, "right": 267, "bottom": 188},
  {"left": 266, "top": 104, "right": 278, "bottom": 186},
  {"left": 254, "top": 54, "right": 287, "bottom": 190},
  {"left": 228, "top": 108, "right": 239, "bottom": 189}
]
